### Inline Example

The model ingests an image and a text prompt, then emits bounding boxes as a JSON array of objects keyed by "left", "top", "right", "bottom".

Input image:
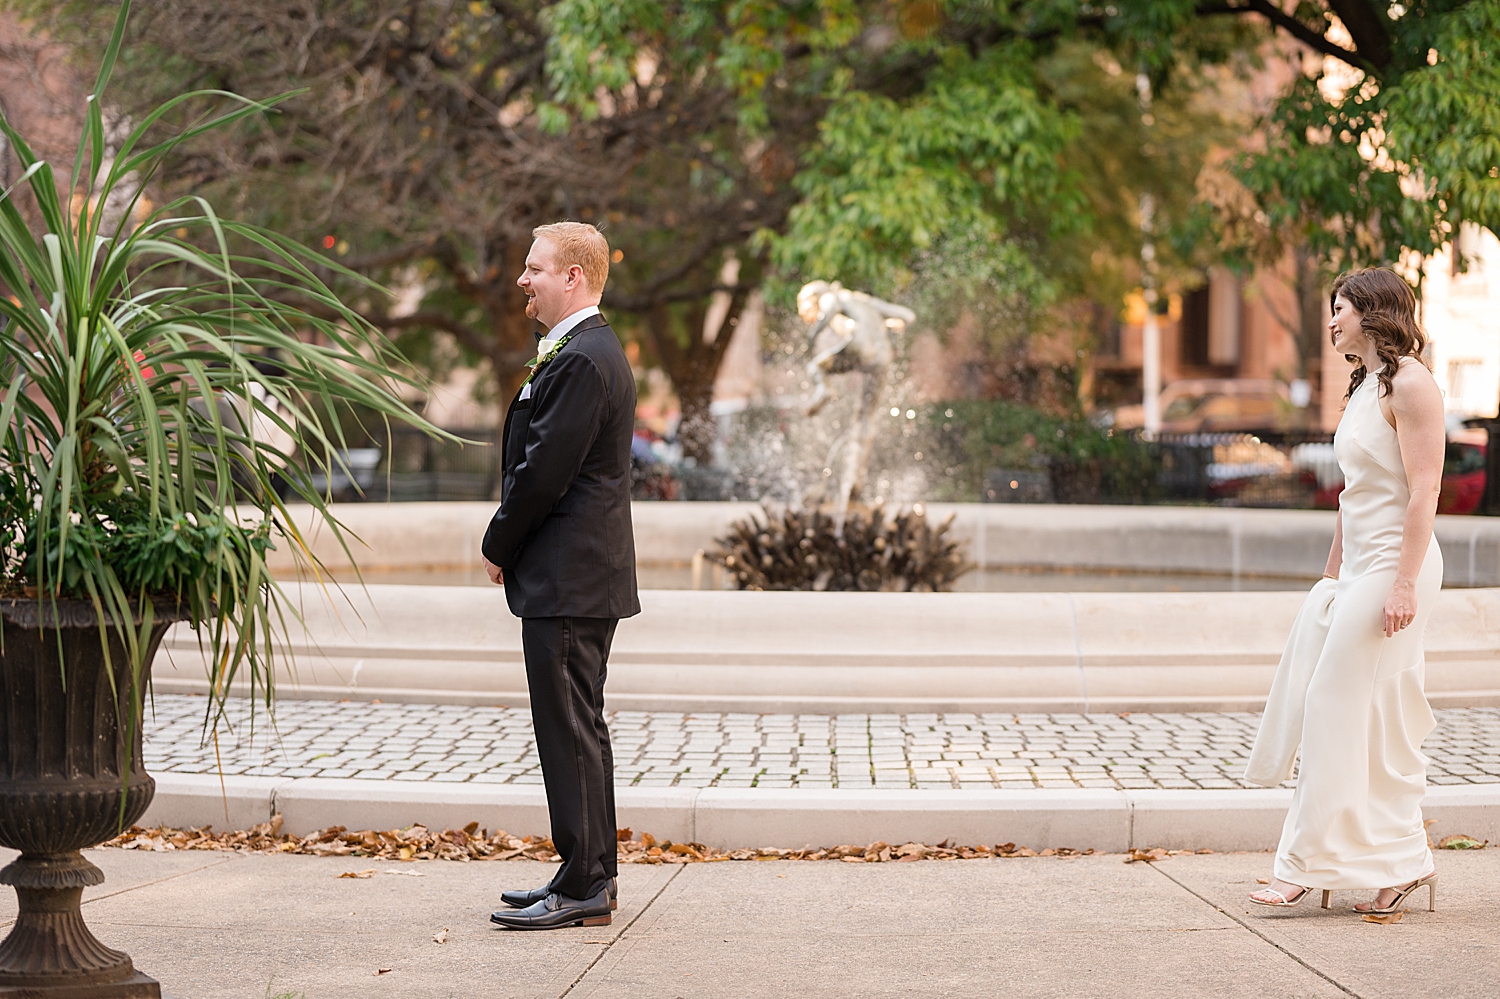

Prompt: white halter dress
[{"left": 1246, "top": 367, "right": 1441, "bottom": 888}]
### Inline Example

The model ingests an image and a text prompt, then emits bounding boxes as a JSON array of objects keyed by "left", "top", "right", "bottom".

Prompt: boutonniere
[{"left": 520, "top": 332, "right": 575, "bottom": 388}]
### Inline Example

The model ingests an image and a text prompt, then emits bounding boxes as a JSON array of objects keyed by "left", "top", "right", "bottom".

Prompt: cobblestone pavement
[{"left": 142, "top": 695, "right": 1500, "bottom": 791}]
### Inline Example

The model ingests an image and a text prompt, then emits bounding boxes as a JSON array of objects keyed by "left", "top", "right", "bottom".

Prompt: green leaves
[
  {"left": 775, "top": 49, "right": 1082, "bottom": 290},
  {"left": 1233, "top": 1, "right": 1500, "bottom": 275},
  {"left": 1383, "top": 1, "right": 1500, "bottom": 237}
]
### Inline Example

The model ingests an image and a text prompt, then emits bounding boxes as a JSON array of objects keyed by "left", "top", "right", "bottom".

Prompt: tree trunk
[
  {"left": 1294, "top": 245, "right": 1329, "bottom": 417},
  {"left": 675, "top": 357, "right": 720, "bottom": 466},
  {"left": 643, "top": 289, "right": 751, "bottom": 468},
  {"left": 481, "top": 241, "right": 538, "bottom": 499}
]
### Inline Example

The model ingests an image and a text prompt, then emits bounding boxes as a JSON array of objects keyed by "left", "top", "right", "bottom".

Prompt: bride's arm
[
  {"left": 1323, "top": 510, "right": 1343, "bottom": 579},
  {"left": 1386, "top": 362, "right": 1446, "bottom": 637}
]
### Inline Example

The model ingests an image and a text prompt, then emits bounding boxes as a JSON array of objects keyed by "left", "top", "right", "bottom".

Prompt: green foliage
[
  {"left": 934, "top": 400, "right": 1158, "bottom": 503},
  {"left": 550, "top": 0, "right": 1500, "bottom": 301},
  {"left": 1039, "top": 40, "right": 1242, "bottom": 309},
  {"left": 1236, "top": 72, "right": 1444, "bottom": 270},
  {"left": 1235, "top": 0, "right": 1500, "bottom": 274},
  {"left": 1384, "top": 1, "right": 1500, "bottom": 242},
  {"left": 22, "top": 0, "right": 1497, "bottom": 436},
  {"left": 0, "top": 2, "right": 437, "bottom": 728},
  {"left": 774, "top": 47, "right": 1083, "bottom": 292}
]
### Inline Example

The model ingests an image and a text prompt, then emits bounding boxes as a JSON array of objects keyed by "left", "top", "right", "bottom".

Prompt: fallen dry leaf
[
  {"left": 1256, "top": 878, "right": 1270, "bottom": 884},
  {"left": 339, "top": 870, "right": 375, "bottom": 879},
  {"left": 102, "top": 824, "right": 1103, "bottom": 867},
  {"left": 1125, "top": 848, "right": 1169, "bottom": 864},
  {"left": 1361, "top": 909, "right": 1407, "bottom": 924},
  {"left": 1437, "top": 834, "right": 1487, "bottom": 850},
  {"left": 433, "top": 928, "right": 448, "bottom": 944},
  {"left": 375, "top": 968, "right": 392, "bottom": 975}
]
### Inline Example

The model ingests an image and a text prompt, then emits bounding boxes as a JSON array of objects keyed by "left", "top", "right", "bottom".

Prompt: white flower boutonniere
[{"left": 520, "top": 332, "right": 576, "bottom": 389}]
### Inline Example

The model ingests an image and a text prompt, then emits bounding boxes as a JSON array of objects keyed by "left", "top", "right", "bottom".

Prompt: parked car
[
  {"left": 1292, "top": 431, "right": 1487, "bottom": 514},
  {"left": 1439, "top": 429, "right": 1486, "bottom": 515},
  {"left": 1098, "top": 379, "right": 1301, "bottom": 434}
]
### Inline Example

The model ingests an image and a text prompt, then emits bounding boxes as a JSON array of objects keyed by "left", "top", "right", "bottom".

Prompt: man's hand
[{"left": 483, "top": 556, "right": 504, "bottom": 586}]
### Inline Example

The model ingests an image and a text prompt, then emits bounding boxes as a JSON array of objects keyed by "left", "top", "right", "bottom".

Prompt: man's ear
[{"left": 567, "top": 264, "right": 586, "bottom": 291}]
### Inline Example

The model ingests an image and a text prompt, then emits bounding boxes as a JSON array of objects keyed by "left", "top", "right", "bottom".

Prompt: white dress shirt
[{"left": 519, "top": 305, "right": 600, "bottom": 401}]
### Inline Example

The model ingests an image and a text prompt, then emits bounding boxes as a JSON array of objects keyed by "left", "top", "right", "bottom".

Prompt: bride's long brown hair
[{"left": 1332, "top": 268, "right": 1428, "bottom": 400}]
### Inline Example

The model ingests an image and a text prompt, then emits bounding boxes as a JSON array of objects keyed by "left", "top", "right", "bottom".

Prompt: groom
[{"left": 482, "top": 221, "right": 640, "bottom": 930}]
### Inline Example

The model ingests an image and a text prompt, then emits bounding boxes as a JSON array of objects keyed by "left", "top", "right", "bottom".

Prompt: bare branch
[
  {"left": 1198, "top": 1, "right": 1378, "bottom": 75},
  {"left": 367, "top": 309, "right": 494, "bottom": 359}
]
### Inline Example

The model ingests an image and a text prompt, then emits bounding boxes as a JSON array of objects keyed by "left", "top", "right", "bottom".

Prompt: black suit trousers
[{"left": 523, "top": 616, "right": 619, "bottom": 899}]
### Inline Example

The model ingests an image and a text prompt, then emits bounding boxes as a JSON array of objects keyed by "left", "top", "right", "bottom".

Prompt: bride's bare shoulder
[
  {"left": 1388, "top": 356, "right": 1442, "bottom": 408},
  {"left": 1391, "top": 356, "right": 1436, "bottom": 383}
]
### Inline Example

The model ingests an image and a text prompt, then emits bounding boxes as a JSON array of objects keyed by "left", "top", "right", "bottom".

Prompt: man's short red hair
[{"left": 532, "top": 221, "right": 609, "bottom": 294}]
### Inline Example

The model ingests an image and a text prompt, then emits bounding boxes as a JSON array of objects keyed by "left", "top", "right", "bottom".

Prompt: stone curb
[{"left": 139, "top": 775, "right": 1500, "bottom": 854}]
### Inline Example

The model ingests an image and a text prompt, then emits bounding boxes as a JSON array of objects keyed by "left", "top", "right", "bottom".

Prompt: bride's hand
[{"left": 1383, "top": 579, "right": 1417, "bottom": 638}]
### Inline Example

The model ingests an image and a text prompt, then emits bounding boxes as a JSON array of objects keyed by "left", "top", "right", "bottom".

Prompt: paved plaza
[{"left": 143, "top": 695, "right": 1500, "bottom": 791}]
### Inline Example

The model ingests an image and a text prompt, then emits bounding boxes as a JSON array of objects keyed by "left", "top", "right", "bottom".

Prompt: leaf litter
[
  {"left": 101, "top": 817, "right": 1100, "bottom": 865},
  {"left": 1361, "top": 909, "right": 1407, "bottom": 924},
  {"left": 1123, "top": 848, "right": 1212, "bottom": 863}
]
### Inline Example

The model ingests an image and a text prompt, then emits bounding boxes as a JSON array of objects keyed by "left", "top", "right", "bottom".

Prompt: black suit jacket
[{"left": 482, "top": 314, "right": 641, "bottom": 620}]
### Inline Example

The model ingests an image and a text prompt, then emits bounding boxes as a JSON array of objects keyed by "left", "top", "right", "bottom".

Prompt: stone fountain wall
[{"left": 262, "top": 500, "right": 1500, "bottom": 589}]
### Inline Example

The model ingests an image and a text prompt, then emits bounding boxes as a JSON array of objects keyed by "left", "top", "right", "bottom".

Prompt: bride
[{"left": 1245, "top": 268, "right": 1446, "bottom": 916}]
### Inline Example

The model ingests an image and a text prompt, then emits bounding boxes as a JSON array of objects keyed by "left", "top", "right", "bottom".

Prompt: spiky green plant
[{"left": 0, "top": 2, "right": 443, "bottom": 735}]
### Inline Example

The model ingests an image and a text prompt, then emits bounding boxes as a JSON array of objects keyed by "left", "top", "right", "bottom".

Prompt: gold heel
[
  {"left": 1353, "top": 872, "right": 1438, "bottom": 915},
  {"left": 1321, "top": 890, "right": 1331, "bottom": 910}
]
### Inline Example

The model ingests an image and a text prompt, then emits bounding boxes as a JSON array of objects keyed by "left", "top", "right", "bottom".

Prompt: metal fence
[
  {"left": 983, "top": 431, "right": 1337, "bottom": 509},
  {"left": 303, "top": 424, "right": 1342, "bottom": 509},
  {"left": 299, "top": 427, "right": 498, "bottom": 503}
]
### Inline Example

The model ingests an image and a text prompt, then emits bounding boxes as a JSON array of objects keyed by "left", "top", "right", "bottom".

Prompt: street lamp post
[{"left": 1137, "top": 73, "right": 1161, "bottom": 435}]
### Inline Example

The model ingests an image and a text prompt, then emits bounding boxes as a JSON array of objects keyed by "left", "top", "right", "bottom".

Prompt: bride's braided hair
[{"left": 1332, "top": 268, "right": 1428, "bottom": 400}]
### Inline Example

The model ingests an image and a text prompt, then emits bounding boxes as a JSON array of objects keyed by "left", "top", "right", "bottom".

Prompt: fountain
[
  {"left": 797, "top": 281, "right": 915, "bottom": 520},
  {"left": 705, "top": 282, "right": 974, "bottom": 591}
]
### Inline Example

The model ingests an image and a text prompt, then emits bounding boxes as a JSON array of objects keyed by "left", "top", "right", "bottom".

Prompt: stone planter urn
[{"left": 0, "top": 599, "right": 176, "bottom": 998}]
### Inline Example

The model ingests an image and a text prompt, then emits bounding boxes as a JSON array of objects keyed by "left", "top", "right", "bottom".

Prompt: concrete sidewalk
[{"left": 2, "top": 847, "right": 1495, "bottom": 998}]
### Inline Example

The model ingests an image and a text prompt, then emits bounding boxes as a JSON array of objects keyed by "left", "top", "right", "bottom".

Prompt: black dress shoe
[
  {"left": 502, "top": 877, "right": 617, "bottom": 910},
  {"left": 490, "top": 886, "right": 612, "bottom": 930}
]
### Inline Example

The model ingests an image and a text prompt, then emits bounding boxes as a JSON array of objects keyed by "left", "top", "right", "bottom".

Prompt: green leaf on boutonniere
[{"left": 520, "top": 332, "right": 576, "bottom": 387}]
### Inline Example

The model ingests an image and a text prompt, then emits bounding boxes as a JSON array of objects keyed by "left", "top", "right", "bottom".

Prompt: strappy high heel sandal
[
  {"left": 1353, "top": 872, "right": 1438, "bottom": 915},
  {"left": 1249, "top": 884, "right": 1332, "bottom": 909}
]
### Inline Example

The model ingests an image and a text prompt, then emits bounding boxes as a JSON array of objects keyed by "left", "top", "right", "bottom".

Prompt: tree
[
  {"left": 1222, "top": 1, "right": 1500, "bottom": 276},
  {"left": 564, "top": 1, "right": 1500, "bottom": 292},
  {"left": 28, "top": 1, "right": 1495, "bottom": 465},
  {"left": 21, "top": 0, "right": 820, "bottom": 462}
]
